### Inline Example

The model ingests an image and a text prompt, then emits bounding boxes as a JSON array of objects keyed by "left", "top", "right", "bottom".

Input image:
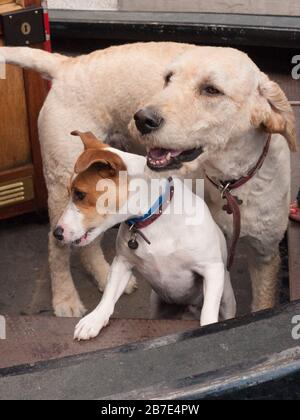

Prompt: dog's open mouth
[
  {"left": 147, "top": 147, "right": 203, "bottom": 171},
  {"left": 72, "top": 229, "right": 95, "bottom": 246}
]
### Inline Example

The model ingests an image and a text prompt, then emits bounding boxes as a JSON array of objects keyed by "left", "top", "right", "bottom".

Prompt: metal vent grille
[{"left": 0, "top": 177, "right": 34, "bottom": 208}]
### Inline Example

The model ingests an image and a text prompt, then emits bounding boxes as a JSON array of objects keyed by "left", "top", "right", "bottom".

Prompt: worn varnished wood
[
  {"left": 0, "top": 1, "right": 22, "bottom": 31},
  {"left": 0, "top": 64, "right": 31, "bottom": 172},
  {"left": 16, "top": 0, "right": 40, "bottom": 7},
  {"left": 0, "top": 1, "right": 41, "bottom": 34},
  {"left": 0, "top": 164, "right": 35, "bottom": 219},
  {"left": 0, "top": 1, "right": 14, "bottom": 5},
  {"left": 0, "top": 163, "right": 33, "bottom": 181},
  {"left": 0, "top": 0, "right": 48, "bottom": 218},
  {"left": 0, "top": 199, "right": 36, "bottom": 219},
  {"left": 23, "top": 51, "right": 48, "bottom": 213}
]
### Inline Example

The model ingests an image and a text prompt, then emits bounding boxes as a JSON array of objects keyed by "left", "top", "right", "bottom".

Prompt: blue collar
[{"left": 126, "top": 177, "right": 174, "bottom": 228}]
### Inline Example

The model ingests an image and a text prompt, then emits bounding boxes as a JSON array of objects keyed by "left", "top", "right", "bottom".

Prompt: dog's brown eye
[
  {"left": 73, "top": 189, "right": 86, "bottom": 201},
  {"left": 203, "top": 85, "right": 222, "bottom": 96},
  {"left": 165, "top": 72, "right": 174, "bottom": 85}
]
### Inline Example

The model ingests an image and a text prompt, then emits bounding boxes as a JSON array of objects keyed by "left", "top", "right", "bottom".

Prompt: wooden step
[{"left": 0, "top": 316, "right": 198, "bottom": 369}]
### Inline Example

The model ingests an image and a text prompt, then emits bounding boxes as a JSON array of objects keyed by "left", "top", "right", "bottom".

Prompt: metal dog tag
[{"left": 128, "top": 236, "right": 139, "bottom": 250}]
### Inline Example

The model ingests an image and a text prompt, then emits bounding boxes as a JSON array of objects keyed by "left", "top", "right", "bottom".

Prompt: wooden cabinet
[{"left": 0, "top": 0, "right": 48, "bottom": 219}]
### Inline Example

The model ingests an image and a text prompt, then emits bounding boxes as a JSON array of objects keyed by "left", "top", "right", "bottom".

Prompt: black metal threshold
[
  {"left": 49, "top": 10, "right": 300, "bottom": 49},
  {"left": 1, "top": 301, "right": 300, "bottom": 400}
]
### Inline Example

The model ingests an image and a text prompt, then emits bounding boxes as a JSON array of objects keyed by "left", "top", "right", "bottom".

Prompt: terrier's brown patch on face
[
  {"left": 74, "top": 149, "right": 126, "bottom": 175},
  {"left": 70, "top": 132, "right": 128, "bottom": 231}
]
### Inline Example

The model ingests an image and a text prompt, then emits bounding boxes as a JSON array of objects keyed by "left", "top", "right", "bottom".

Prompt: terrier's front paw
[
  {"left": 54, "top": 293, "right": 86, "bottom": 318},
  {"left": 125, "top": 275, "right": 138, "bottom": 295},
  {"left": 74, "top": 312, "right": 109, "bottom": 341}
]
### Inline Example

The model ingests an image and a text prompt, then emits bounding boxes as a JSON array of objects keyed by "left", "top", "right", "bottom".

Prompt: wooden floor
[{"left": 0, "top": 317, "right": 198, "bottom": 369}]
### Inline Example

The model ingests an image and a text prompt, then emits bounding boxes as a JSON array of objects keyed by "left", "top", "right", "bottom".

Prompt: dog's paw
[
  {"left": 125, "top": 275, "right": 138, "bottom": 295},
  {"left": 54, "top": 294, "right": 87, "bottom": 318},
  {"left": 74, "top": 312, "right": 109, "bottom": 341}
]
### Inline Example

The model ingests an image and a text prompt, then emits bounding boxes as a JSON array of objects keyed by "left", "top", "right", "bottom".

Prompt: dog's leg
[
  {"left": 49, "top": 234, "right": 87, "bottom": 318},
  {"left": 219, "top": 271, "right": 237, "bottom": 321},
  {"left": 48, "top": 185, "right": 87, "bottom": 318},
  {"left": 79, "top": 239, "right": 110, "bottom": 292},
  {"left": 200, "top": 263, "right": 225, "bottom": 326},
  {"left": 249, "top": 252, "right": 280, "bottom": 312},
  {"left": 74, "top": 255, "right": 133, "bottom": 341},
  {"left": 80, "top": 239, "right": 137, "bottom": 295}
]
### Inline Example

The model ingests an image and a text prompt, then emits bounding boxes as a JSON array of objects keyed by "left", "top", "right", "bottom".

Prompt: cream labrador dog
[
  {"left": 0, "top": 44, "right": 295, "bottom": 315},
  {"left": 130, "top": 46, "right": 297, "bottom": 312}
]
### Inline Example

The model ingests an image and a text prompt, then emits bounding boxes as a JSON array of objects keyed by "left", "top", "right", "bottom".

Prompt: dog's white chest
[
  {"left": 137, "top": 250, "right": 201, "bottom": 304},
  {"left": 118, "top": 224, "right": 204, "bottom": 304}
]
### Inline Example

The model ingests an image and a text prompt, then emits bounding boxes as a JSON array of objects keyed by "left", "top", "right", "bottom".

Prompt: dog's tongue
[{"left": 148, "top": 148, "right": 183, "bottom": 159}]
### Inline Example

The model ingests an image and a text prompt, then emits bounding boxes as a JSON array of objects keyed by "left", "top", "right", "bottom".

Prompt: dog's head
[
  {"left": 129, "top": 47, "right": 296, "bottom": 172},
  {"left": 53, "top": 131, "right": 146, "bottom": 246}
]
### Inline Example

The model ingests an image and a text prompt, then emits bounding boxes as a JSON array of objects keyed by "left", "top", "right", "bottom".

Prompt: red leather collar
[{"left": 206, "top": 134, "right": 272, "bottom": 270}]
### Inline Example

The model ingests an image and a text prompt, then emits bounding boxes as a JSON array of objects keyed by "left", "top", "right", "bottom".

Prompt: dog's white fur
[
  {"left": 0, "top": 44, "right": 295, "bottom": 315},
  {"left": 57, "top": 143, "right": 236, "bottom": 340}
]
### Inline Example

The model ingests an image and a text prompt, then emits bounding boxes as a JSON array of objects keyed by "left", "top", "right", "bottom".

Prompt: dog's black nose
[
  {"left": 53, "top": 226, "right": 64, "bottom": 241},
  {"left": 134, "top": 108, "right": 164, "bottom": 135}
]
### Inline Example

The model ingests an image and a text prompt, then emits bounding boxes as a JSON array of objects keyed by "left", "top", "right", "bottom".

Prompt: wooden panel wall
[
  {"left": 0, "top": 1, "right": 15, "bottom": 5},
  {"left": 0, "top": 0, "right": 48, "bottom": 218},
  {"left": 0, "top": 64, "right": 31, "bottom": 171},
  {"left": 0, "top": 2, "right": 21, "bottom": 14}
]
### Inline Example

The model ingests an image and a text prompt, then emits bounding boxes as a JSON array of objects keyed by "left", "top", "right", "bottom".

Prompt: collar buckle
[{"left": 219, "top": 182, "right": 232, "bottom": 199}]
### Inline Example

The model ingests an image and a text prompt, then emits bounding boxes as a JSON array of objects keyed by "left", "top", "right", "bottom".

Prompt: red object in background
[
  {"left": 41, "top": 0, "right": 52, "bottom": 91},
  {"left": 42, "top": 0, "right": 52, "bottom": 53}
]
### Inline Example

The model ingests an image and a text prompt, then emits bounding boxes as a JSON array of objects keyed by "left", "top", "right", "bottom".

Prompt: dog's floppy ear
[
  {"left": 251, "top": 73, "right": 297, "bottom": 151},
  {"left": 71, "top": 130, "right": 106, "bottom": 150},
  {"left": 75, "top": 149, "right": 125, "bottom": 175}
]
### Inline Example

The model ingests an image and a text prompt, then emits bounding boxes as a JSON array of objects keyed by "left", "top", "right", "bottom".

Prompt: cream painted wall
[
  {"left": 47, "top": 0, "right": 300, "bottom": 16},
  {"left": 47, "top": 0, "right": 118, "bottom": 11},
  {"left": 120, "top": 0, "right": 300, "bottom": 16}
]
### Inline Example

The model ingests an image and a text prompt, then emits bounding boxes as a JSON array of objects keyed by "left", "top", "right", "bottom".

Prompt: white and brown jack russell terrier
[{"left": 54, "top": 131, "right": 236, "bottom": 341}]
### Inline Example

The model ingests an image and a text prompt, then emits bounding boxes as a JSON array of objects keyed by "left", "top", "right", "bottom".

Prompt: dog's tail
[{"left": 0, "top": 47, "right": 68, "bottom": 80}]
